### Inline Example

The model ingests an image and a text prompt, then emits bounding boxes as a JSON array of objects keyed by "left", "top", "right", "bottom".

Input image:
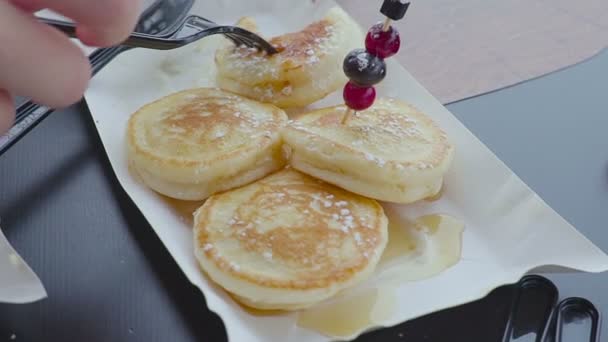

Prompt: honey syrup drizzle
[
  {"left": 295, "top": 212, "right": 464, "bottom": 338},
  {"left": 297, "top": 285, "right": 397, "bottom": 337}
]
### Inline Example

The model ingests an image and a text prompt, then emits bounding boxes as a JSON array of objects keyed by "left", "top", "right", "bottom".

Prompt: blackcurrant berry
[{"left": 343, "top": 49, "right": 386, "bottom": 87}]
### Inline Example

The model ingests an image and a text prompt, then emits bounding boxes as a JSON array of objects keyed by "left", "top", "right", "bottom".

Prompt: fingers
[
  {"left": 0, "top": 1, "right": 91, "bottom": 108},
  {"left": 0, "top": 0, "right": 143, "bottom": 111},
  {"left": 43, "top": 0, "right": 143, "bottom": 47},
  {"left": 9, "top": 0, "right": 44, "bottom": 12},
  {"left": 0, "top": 90, "right": 16, "bottom": 135}
]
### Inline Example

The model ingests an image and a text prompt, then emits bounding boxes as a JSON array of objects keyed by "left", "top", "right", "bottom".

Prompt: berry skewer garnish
[{"left": 341, "top": 0, "right": 410, "bottom": 124}]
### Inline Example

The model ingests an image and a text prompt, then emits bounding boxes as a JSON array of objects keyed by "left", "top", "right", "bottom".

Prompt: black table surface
[{"left": 1, "top": 48, "right": 607, "bottom": 341}]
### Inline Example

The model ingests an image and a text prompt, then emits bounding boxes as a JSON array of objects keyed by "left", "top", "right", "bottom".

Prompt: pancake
[
  {"left": 126, "top": 88, "right": 288, "bottom": 201},
  {"left": 193, "top": 168, "right": 388, "bottom": 310},
  {"left": 215, "top": 6, "right": 363, "bottom": 108},
  {"left": 281, "top": 98, "right": 455, "bottom": 204}
]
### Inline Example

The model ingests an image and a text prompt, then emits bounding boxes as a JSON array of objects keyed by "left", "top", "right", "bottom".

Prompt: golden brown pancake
[
  {"left": 126, "top": 87, "right": 288, "bottom": 200},
  {"left": 281, "top": 98, "right": 455, "bottom": 203},
  {"left": 215, "top": 6, "right": 363, "bottom": 108},
  {"left": 193, "top": 168, "right": 389, "bottom": 310}
]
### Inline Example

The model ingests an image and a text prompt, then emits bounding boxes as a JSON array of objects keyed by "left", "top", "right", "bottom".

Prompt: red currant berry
[
  {"left": 365, "top": 23, "right": 400, "bottom": 59},
  {"left": 343, "top": 81, "right": 376, "bottom": 111}
]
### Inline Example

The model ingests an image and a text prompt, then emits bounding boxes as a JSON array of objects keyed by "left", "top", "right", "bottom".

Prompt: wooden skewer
[
  {"left": 342, "top": 108, "right": 355, "bottom": 125},
  {"left": 382, "top": 17, "right": 392, "bottom": 31},
  {"left": 342, "top": 17, "right": 392, "bottom": 126}
]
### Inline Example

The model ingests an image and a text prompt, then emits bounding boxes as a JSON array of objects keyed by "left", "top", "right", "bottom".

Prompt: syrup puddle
[
  {"left": 378, "top": 210, "right": 464, "bottom": 281},
  {"left": 297, "top": 285, "right": 397, "bottom": 337},
  {"left": 296, "top": 210, "right": 464, "bottom": 338}
]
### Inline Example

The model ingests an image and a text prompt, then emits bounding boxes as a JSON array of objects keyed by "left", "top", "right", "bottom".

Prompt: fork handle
[
  {"left": 40, "top": 18, "right": 181, "bottom": 50},
  {"left": 41, "top": 18, "right": 78, "bottom": 36}
]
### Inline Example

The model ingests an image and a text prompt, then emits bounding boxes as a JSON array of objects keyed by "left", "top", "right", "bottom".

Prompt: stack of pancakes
[{"left": 126, "top": 7, "right": 454, "bottom": 311}]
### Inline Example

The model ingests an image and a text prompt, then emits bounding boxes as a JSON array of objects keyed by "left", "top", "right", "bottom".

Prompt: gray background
[{"left": 0, "top": 47, "right": 606, "bottom": 341}]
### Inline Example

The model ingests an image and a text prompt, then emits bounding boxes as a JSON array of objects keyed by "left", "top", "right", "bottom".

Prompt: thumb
[{"left": 0, "top": 90, "right": 16, "bottom": 135}]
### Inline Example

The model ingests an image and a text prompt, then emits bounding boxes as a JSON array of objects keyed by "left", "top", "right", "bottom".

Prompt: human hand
[{"left": 0, "top": 0, "right": 143, "bottom": 134}]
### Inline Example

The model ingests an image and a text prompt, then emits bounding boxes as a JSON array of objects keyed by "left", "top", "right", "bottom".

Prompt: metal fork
[{"left": 40, "top": 15, "right": 278, "bottom": 54}]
